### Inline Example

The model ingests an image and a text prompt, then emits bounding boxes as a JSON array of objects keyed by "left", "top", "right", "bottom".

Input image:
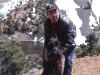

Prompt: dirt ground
[
  {"left": 72, "top": 55, "right": 100, "bottom": 75},
  {"left": 31, "top": 55, "right": 100, "bottom": 75}
]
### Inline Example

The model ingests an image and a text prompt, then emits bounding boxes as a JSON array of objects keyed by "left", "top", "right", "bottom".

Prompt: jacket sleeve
[
  {"left": 67, "top": 20, "right": 76, "bottom": 38},
  {"left": 63, "top": 16, "right": 76, "bottom": 45}
]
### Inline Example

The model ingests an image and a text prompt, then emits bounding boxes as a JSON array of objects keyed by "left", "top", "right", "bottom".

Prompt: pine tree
[
  {"left": 0, "top": 38, "right": 27, "bottom": 75},
  {"left": 85, "top": 33, "right": 99, "bottom": 56}
]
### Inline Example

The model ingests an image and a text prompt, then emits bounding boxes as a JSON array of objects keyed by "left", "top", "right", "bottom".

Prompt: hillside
[
  {"left": 72, "top": 56, "right": 100, "bottom": 75},
  {"left": 0, "top": 0, "right": 100, "bottom": 75},
  {"left": 24, "top": 54, "right": 100, "bottom": 75}
]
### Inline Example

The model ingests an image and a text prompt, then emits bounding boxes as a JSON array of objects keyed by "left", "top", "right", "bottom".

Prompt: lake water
[{"left": 20, "top": 41, "right": 44, "bottom": 54}]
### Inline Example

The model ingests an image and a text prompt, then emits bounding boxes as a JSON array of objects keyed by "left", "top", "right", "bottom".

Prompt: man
[{"left": 43, "top": 3, "right": 76, "bottom": 75}]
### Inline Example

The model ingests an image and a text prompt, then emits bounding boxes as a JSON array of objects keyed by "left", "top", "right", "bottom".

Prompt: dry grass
[
  {"left": 72, "top": 56, "right": 100, "bottom": 75},
  {"left": 29, "top": 55, "right": 100, "bottom": 75}
]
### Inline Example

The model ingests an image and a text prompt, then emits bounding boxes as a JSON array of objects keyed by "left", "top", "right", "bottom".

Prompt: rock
[{"left": 24, "top": 53, "right": 43, "bottom": 75}]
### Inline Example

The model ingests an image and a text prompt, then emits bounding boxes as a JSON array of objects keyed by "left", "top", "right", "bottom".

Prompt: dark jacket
[{"left": 44, "top": 14, "right": 76, "bottom": 49}]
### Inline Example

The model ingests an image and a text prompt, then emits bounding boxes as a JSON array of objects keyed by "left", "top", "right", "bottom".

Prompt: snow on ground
[
  {"left": 0, "top": 0, "right": 27, "bottom": 16},
  {"left": 56, "top": 0, "right": 86, "bottom": 45},
  {"left": 89, "top": 0, "right": 100, "bottom": 28}
]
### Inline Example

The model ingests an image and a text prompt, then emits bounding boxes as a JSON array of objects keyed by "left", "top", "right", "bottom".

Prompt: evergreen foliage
[
  {"left": 76, "top": 33, "right": 100, "bottom": 57},
  {"left": 0, "top": 39, "right": 27, "bottom": 75}
]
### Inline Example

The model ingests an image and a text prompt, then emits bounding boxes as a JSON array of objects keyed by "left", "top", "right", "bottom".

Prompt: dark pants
[{"left": 63, "top": 45, "right": 76, "bottom": 75}]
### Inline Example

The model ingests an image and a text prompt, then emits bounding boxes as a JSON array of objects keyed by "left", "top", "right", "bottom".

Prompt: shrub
[
  {"left": 76, "top": 33, "right": 100, "bottom": 58},
  {"left": 0, "top": 39, "right": 27, "bottom": 75},
  {"left": 76, "top": 44, "right": 88, "bottom": 58}
]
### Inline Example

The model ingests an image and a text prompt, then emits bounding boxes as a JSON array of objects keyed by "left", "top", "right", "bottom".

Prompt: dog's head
[{"left": 47, "top": 38, "right": 60, "bottom": 52}]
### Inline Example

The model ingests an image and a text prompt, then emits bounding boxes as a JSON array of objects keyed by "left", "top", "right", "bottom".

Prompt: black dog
[
  {"left": 47, "top": 38, "right": 64, "bottom": 60},
  {"left": 46, "top": 38, "right": 65, "bottom": 75}
]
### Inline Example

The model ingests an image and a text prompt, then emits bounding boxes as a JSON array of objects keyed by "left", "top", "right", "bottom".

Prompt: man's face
[{"left": 47, "top": 9, "right": 60, "bottom": 23}]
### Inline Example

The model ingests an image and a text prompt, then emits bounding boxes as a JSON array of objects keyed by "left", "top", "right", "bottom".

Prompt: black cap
[{"left": 46, "top": 3, "right": 58, "bottom": 12}]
